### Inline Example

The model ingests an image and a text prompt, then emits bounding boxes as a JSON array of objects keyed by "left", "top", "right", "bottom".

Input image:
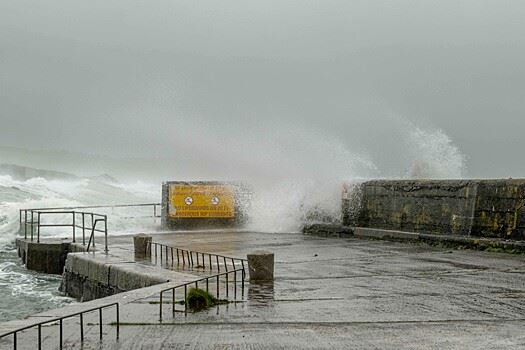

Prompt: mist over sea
[
  {"left": 0, "top": 119, "right": 467, "bottom": 321},
  {"left": 0, "top": 166, "right": 159, "bottom": 321}
]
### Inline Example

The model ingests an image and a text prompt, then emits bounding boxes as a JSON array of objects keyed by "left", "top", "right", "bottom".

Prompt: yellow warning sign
[{"left": 169, "top": 184, "right": 235, "bottom": 219}]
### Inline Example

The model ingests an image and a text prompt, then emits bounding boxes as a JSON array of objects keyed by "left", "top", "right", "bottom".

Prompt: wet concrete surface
[{"left": 3, "top": 230, "right": 525, "bottom": 349}]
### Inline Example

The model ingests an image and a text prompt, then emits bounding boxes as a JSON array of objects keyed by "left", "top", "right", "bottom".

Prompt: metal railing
[
  {"left": 148, "top": 241, "right": 248, "bottom": 273},
  {"left": 19, "top": 203, "right": 161, "bottom": 253},
  {"left": 158, "top": 268, "right": 245, "bottom": 321},
  {"left": 19, "top": 209, "right": 108, "bottom": 252},
  {"left": 20, "top": 203, "right": 161, "bottom": 219},
  {"left": 0, "top": 302, "right": 119, "bottom": 350}
]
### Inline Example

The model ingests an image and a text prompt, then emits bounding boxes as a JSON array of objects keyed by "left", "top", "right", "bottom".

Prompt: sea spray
[
  {"left": 404, "top": 121, "right": 467, "bottom": 179},
  {"left": 0, "top": 172, "right": 160, "bottom": 321}
]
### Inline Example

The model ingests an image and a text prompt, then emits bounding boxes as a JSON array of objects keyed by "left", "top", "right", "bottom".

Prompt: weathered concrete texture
[
  {"left": 354, "top": 226, "right": 525, "bottom": 252},
  {"left": 473, "top": 180, "right": 525, "bottom": 239},
  {"left": 60, "top": 250, "right": 198, "bottom": 301},
  {"left": 15, "top": 238, "right": 81, "bottom": 274},
  {"left": 247, "top": 251, "right": 274, "bottom": 282},
  {"left": 133, "top": 233, "right": 152, "bottom": 259},
  {"left": 303, "top": 223, "right": 354, "bottom": 238},
  {"left": 3, "top": 231, "right": 525, "bottom": 349},
  {"left": 345, "top": 179, "right": 525, "bottom": 240}
]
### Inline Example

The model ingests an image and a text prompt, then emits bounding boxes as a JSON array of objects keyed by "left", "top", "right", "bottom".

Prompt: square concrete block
[
  {"left": 247, "top": 251, "right": 274, "bottom": 282},
  {"left": 134, "top": 234, "right": 152, "bottom": 259}
]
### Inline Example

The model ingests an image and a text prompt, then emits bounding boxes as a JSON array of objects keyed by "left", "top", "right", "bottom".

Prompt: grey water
[
  {"left": 0, "top": 243, "right": 74, "bottom": 322},
  {"left": 0, "top": 166, "right": 160, "bottom": 323}
]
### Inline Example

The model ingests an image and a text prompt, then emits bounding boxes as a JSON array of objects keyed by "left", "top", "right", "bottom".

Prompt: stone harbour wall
[{"left": 344, "top": 179, "right": 525, "bottom": 241}]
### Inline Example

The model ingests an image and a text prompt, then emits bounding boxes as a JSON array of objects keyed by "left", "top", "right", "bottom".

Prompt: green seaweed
[{"left": 186, "top": 288, "right": 221, "bottom": 311}]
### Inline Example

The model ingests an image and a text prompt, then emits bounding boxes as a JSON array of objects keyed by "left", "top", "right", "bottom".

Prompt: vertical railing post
[
  {"left": 104, "top": 216, "right": 108, "bottom": 254},
  {"left": 59, "top": 319, "right": 63, "bottom": 350},
  {"left": 72, "top": 212, "right": 76, "bottom": 243},
  {"left": 90, "top": 213, "right": 94, "bottom": 239},
  {"left": 234, "top": 270, "right": 237, "bottom": 299},
  {"left": 172, "top": 289, "right": 176, "bottom": 315},
  {"left": 99, "top": 308, "right": 103, "bottom": 340},
  {"left": 30, "top": 211, "right": 34, "bottom": 241},
  {"left": 92, "top": 219, "right": 96, "bottom": 248},
  {"left": 80, "top": 313, "right": 84, "bottom": 342},
  {"left": 24, "top": 210, "right": 27, "bottom": 239},
  {"left": 38, "top": 324, "right": 41, "bottom": 350},
  {"left": 159, "top": 291, "right": 163, "bottom": 321},
  {"left": 82, "top": 213, "right": 85, "bottom": 245},
  {"left": 242, "top": 269, "right": 245, "bottom": 298},
  {"left": 224, "top": 259, "right": 229, "bottom": 298},
  {"left": 184, "top": 285, "right": 188, "bottom": 315},
  {"left": 116, "top": 304, "right": 120, "bottom": 340},
  {"left": 36, "top": 212, "right": 41, "bottom": 243}
]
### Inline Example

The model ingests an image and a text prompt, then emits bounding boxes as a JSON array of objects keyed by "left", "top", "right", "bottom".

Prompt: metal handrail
[
  {"left": 0, "top": 302, "right": 119, "bottom": 350},
  {"left": 19, "top": 203, "right": 162, "bottom": 253},
  {"left": 19, "top": 209, "right": 109, "bottom": 252},
  {"left": 147, "top": 241, "right": 248, "bottom": 273},
  {"left": 19, "top": 203, "right": 161, "bottom": 217},
  {"left": 86, "top": 218, "right": 107, "bottom": 253},
  {"left": 158, "top": 268, "right": 245, "bottom": 320}
]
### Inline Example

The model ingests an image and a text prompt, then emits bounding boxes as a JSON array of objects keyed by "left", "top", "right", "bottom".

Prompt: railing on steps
[
  {"left": 0, "top": 302, "right": 119, "bottom": 350},
  {"left": 146, "top": 242, "right": 249, "bottom": 321},
  {"left": 158, "top": 268, "right": 246, "bottom": 321},
  {"left": 147, "top": 241, "right": 248, "bottom": 273}
]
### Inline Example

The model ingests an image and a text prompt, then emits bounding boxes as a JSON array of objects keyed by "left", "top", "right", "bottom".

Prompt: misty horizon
[{"left": 2, "top": 1, "right": 525, "bottom": 180}]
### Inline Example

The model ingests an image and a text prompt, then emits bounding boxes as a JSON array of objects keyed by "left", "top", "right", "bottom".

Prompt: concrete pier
[
  {"left": 15, "top": 238, "right": 87, "bottom": 274},
  {"left": 60, "top": 242, "right": 204, "bottom": 301},
  {"left": 2, "top": 230, "right": 525, "bottom": 349}
]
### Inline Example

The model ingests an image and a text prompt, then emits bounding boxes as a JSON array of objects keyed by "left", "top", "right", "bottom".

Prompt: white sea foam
[
  {"left": 404, "top": 122, "right": 466, "bottom": 179},
  {"left": 0, "top": 174, "right": 160, "bottom": 248},
  {"left": 0, "top": 172, "right": 161, "bottom": 321}
]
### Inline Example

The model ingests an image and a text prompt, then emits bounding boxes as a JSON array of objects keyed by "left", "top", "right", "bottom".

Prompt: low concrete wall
[
  {"left": 344, "top": 179, "right": 525, "bottom": 240},
  {"left": 60, "top": 253, "right": 168, "bottom": 301},
  {"left": 16, "top": 239, "right": 90, "bottom": 275},
  {"left": 15, "top": 239, "right": 87, "bottom": 274}
]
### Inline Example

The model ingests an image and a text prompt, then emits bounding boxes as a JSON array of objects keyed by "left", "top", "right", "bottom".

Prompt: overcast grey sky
[{"left": 1, "top": 0, "right": 524, "bottom": 179}]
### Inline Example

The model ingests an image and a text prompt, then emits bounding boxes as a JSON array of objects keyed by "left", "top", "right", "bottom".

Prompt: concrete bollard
[
  {"left": 133, "top": 234, "right": 152, "bottom": 259},
  {"left": 247, "top": 251, "right": 274, "bottom": 282}
]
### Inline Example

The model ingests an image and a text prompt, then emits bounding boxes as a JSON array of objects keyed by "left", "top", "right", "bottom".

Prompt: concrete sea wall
[
  {"left": 60, "top": 253, "right": 169, "bottom": 301},
  {"left": 344, "top": 179, "right": 525, "bottom": 241},
  {"left": 16, "top": 239, "right": 88, "bottom": 274}
]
